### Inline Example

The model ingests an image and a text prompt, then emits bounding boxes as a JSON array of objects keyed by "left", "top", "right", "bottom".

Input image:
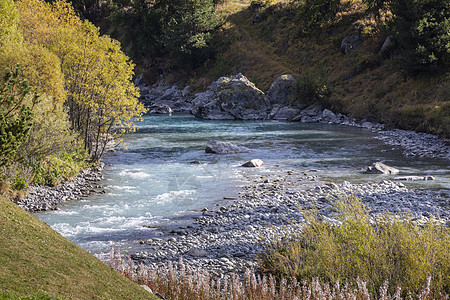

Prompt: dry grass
[
  {"left": 200, "top": 0, "right": 450, "bottom": 137},
  {"left": 106, "top": 251, "right": 448, "bottom": 300}
]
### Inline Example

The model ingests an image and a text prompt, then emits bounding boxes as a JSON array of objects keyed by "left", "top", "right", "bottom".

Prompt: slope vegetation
[
  {"left": 198, "top": 0, "right": 449, "bottom": 137},
  {"left": 0, "top": 196, "right": 156, "bottom": 300}
]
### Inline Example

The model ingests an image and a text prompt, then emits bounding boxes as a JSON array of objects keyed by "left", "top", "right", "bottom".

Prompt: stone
[
  {"left": 381, "top": 35, "right": 395, "bottom": 57},
  {"left": 269, "top": 106, "right": 299, "bottom": 120},
  {"left": 242, "top": 159, "right": 264, "bottom": 167},
  {"left": 187, "top": 248, "right": 208, "bottom": 257},
  {"left": 137, "top": 78, "right": 193, "bottom": 113},
  {"left": 364, "top": 162, "right": 399, "bottom": 175},
  {"left": 205, "top": 140, "right": 252, "bottom": 154},
  {"left": 394, "top": 176, "right": 435, "bottom": 181},
  {"left": 267, "top": 74, "right": 296, "bottom": 106},
  {"left": 341, "top": 33, "right": 361, "bottom": 54},
  {"left": 149, "top": 104, "right": 173, "bottom": 115},
  {"left": 322, "top": 109, "right": 336, "bottom": 120},
  {"left": 140, "top": 285, "right": 153, "bottom": 294},
  {"left": 190, "top": 73, "right": 271, "bottom": 120}
]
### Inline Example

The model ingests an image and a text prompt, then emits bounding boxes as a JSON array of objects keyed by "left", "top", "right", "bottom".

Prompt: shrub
[
  {"left": 294, "top": 0, "right": 341, "bottom": 35},
  {"left": 0, "top": 65, "right": 38, "bottom": 167},
  {"left": 258, "top": 195, "right": 450, "bottom": 297},
  {"left": 294, "top": 73, "right": 330, "bottom": 106}
]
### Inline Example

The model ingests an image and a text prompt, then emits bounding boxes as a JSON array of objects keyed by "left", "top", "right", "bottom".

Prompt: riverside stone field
[{"left": 131, "top": 171, "right": 449, "bottom": 276}]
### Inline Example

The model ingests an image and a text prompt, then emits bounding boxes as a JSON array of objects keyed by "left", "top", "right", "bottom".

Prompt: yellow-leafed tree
[{"left": 18, "top": 0, "right": 146, "bottom": 162}]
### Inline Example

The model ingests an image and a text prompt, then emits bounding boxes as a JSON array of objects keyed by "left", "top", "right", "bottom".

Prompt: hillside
[
  {"left": 0, "top": 196, "right": 156, "bottom": 300},
  {"left": 196, "top": 0, "right": 449, "bottom": 137}
]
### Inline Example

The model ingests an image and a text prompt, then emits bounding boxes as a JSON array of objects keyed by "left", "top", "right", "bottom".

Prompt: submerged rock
[
  {"left": 190, "top": 73, "right": 271, "bottom": 120},
  {"left": 364, "top": 162, "right": 399, "bottom": 175},
  {"left": 242, "top": 159, "right": 264, "bottom": 167},
  {"left": 205, "top": 140, "right": 252, "bottom": 154}
]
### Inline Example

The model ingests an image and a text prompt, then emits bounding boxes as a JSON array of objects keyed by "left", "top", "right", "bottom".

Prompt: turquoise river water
[{"left": 35, "top": 114, "right": 450, "bottom": 254}]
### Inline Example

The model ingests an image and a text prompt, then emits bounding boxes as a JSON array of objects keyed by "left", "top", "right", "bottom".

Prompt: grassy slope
[
  {"left": 192, "top": 0, "right": 449, "bottom": 137},
  {"left": 0, "top": 196, "right": 157, "bottom": 300}
]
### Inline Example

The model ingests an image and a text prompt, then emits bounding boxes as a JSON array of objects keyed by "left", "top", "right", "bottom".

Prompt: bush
[
  {"left": 26, "top": 150, "right": 88, "bottom": 187},
  {"left": 0, "top": 65, "right": 38, "bottom": 167},
  {"left": 294, "top": 73, "right": 330, "bottom": 106},
  {"left": 368, "top": 0, "right": 450, "bottom": 74},
  {"left": 258, "top": 195, "right": 450, "bottom": 297},
  {"left": 294, "top": 0, "right": 341, "bottom": 35}
]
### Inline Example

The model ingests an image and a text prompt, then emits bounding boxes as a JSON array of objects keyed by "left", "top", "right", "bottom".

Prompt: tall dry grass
[{"left": 104, "top": 245, "right": 448, "bottom": 299}]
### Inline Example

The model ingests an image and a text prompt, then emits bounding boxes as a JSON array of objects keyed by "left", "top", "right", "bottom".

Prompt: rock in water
[
  {"left": 364, "top": 162, "right": 399, "bottom": 175},
  {"left": 190, "top": 73, "right": 271, "bottom": 120},
  {"left": 242, "top": 159, "right": 264, "bottom": 167},
  {"left": 205, "top": 140, "right": 251, "bottom": 154},
  {"left": 394, "top": 176, "right": 435, "bottom": 181},
  {"left": 149, "top": 104, "right": 172, "bottom": 115}
]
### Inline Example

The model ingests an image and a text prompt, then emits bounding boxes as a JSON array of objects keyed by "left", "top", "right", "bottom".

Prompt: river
[{"left": 35, "top": 114, "right": 450, "bottom": 254}]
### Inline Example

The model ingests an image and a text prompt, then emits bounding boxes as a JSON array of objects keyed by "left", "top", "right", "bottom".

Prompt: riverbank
[
  {"left": 132, "top": 169, "right": 449, "bottom": 277},
  {"left": 14, "top": 163, "right": 105, "bottom": 212}
]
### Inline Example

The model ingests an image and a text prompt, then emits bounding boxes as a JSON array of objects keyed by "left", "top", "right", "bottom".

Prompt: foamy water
[{"left": 35, "top": 114, "right": 450, "bottom": 253}]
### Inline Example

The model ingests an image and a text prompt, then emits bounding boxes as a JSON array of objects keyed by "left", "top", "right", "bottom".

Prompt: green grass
[{"left": 0, "top": 196, "right": 157, "bottom": 300}]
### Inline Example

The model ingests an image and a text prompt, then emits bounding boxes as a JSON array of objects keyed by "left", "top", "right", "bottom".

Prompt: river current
[{"left": 35, "top": 114, "right": 450, "bottom": 254}]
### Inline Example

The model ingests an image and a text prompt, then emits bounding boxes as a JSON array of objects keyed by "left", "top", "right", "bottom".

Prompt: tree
[
  {"left": 390, "top": 0, "right": 450, "bottom": 74},
  {"left": 110, "top": 0, "right": 220, "bottom": 68},
  {"left": 18, "top": 0, "right": 146, "bottom": 162},
  {"left": 0, "top": 66, "right": 39, "bottom": 166},
  {"left": 0, "top": 0, "right": 22, "bottom": 46},
  {"left": 363, "top": 0, "right": 450, "bottom": 74}
]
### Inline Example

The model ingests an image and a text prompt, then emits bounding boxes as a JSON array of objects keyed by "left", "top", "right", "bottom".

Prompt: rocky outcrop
[
  {"left": 205, "top": 140, "right": 252, "bottom": 154},
  {"left": 364, "top": 162, "right": 399, "bottom": 175},
  {"left": 137, "top": 78, "right": 192, "bottom": 113},
  {"left": 242, "top": 159, "right": 264, "bottom": 167},
  {"left": 267, "top": 74, "right": 296, "bottom": 106},
  {"left": 190, "top": 73, "right": 271, "bottom": 120}
]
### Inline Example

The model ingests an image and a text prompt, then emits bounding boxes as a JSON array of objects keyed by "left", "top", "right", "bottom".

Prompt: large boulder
[
  {"left": 267, "top": 74, "right": 296, "bottom": 106},
  {"left": 364, "top": 162, "right": 399, "bottom": 175},
  {"left": 191, "top": 73, "right": 271, "bottom": 120},
  {"left": 269, "top": 106, "right": 300, "bottom": 120},
  {"left": 205, "top": 140, "right": 252, "bottom": 154}
]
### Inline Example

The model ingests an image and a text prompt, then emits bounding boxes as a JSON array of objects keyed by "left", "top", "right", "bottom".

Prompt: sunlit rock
[
  {"left": 242, "top": 159, "right": 264, "bottom": 167},
  {"left": 364, "top": 162, "right": 399, "bottom": 175}
]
